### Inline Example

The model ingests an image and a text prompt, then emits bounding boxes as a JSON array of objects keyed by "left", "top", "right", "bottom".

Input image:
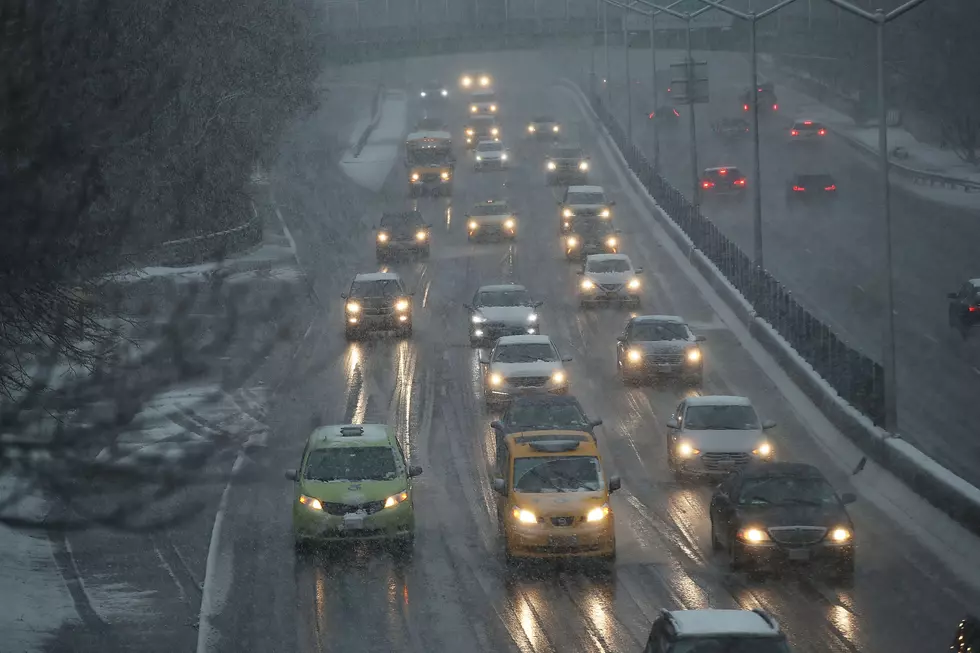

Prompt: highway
[{"left": 188, "top": 51, "right": 979, "bottom": 653}]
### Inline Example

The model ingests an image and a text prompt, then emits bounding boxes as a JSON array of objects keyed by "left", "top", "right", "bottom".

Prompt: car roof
[
  {"left": 705, "top": 166, "right": 741, "bottom": 173},
  {"left": 478, "top": 283, "right": 526, "bottom": 292},
  {"left": 308, "top": 423, "right": 394, "bottom": 449},
  {"left": 477, "top": 140, "right": 502, "bottom": 146},
  {"left": 669, "top": 610, "right": 780, "bottom": 638},
  {"left": 354, "top": 272, "right": 402, "bottom": 282},
  {"left": 586, "top": 253, "right": 631, "bottom": 263},
  {"left": 508, "top": 395, "right": 584, "bottom": 408},
  {"left": 568, "top": 185, "right": 604, "bottom": 194},
  {"left": 632, "top": 314, "right": 686, "bottom": 324},
  {"left": 496, "top": 334, "right": 553, "bottom": 345},
  {"left": 686, "top": 395, "right": 752, "bottom": 406},
  {"left": 741, "top": 462, "right": 825, "bottom": 480},
  {"left": 505, "top": 430, "right": 600, "bottom": 455}
]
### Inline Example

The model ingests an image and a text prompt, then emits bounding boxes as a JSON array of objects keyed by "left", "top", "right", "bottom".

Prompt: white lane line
[
  {"left": 922, "top": 332, "right": 939, "bottom": 344},
  {"left": 973, "top": 367, "right": 980, "bottom": 377}
]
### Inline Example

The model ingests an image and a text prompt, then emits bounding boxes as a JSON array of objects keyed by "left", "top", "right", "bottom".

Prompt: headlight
[
  {"left": 551, "top": 370, "right": 566, "bottom": 384},
  {"left": 441, "top": 171, "right": 450, "bottom": 180},
  {"left": 677, "top": 441, "right": 700, "bottom": 458},
  {"left": 466, "top": 129, "right": 475, "bottom": 136},
  {"left": 411, "top": 173, "right": 420, "bottom": 181},
  {"left": 472, "top": 314, "right": 485, "bottom": 324},
  {"left": 490, "top": 373, "right": 503, "bottom": 386},
  {"left": 501, "top": 153, "right": 508, "bottom": 161},
  {"left": 415, "top": 230, "right": 427, "bottom": 241},
  {"left": 462, "top": 76, "right": 472, "bottom": 87},
  {"left": 491, "top": 127, "right": 499, "bottom": 135},
  {"left": 420, "top": 91, "right": 427, "bottom": 97},
  {"left": 627, "top": 349, "right": 643, "bottom": 363},
  {"left": 579, "top": 161, "right": 589, "bottom": 171},
  {"left": 377, "top": 232, "right": 389, "bottom": 242},
  {"left": 298, "top": 495, "right": 322, "bottom": 511},
  {"left": 395, "top": 299, "right": 410, "bottom": 312},
  {"left": 490, "top": 104, "right": 497, "bottom": 112},
  {"left": 547, "top": 161, "right": 557, "bottom": 170},
  {"left": 528, "top": 125, "right": 536, "bottom": 132},
  {"left": 504, "top": 219, "right": 515, "bottom": 229},
  {"left": 738, "top": 527, "right": 771, "bottom": 543},
  {"left": 830, "top": 527, "right": 852, "bottom": 543},
  {"left": 686, "top": 348, "right": 701, "bottom": 363},
  {"left": 468, "top": 220, "right": 478, "bottom": 230},
  {"left": 527, "top": 312, "right": 537, "bottom": 323},
  {"left": 753, "top": 442, "right": 773, "bottom": 457},
  {"left": 470, "top": 105, "right": 478, "bottom": 113},
  {"left": 512, "top": 507, "right": 537, "bottom": 524},
  {"left": 567, "top": 237, "right": 579, "bottom": 248},
  {"left": 580, "top": 278, "right": 594, "bottom": 290},
  {"left": 600, "top": 208, "right": 611, "bottom": 218},
  {"left": 563, "top": 208, "right": 573, "bottom": 218},
  {"left": 476, "top": 156, "right": 482, "bottom": 161},
  {"left": 479, "top": 75, "right": 490, "bottom": 86},
  {"left": 441, "top": 89, "right": 448, "bottom": 97},
  {"left": 586, "top": 504, "right": 610, "bottom": 522},
  {"left": 627, "top": 278, "right": 641, "bottom": 290},
  {"left": 606, "top": 237, "right": 618, "bottom": 248},
  {"left": 346, "top": 302, "right": 360, "bottom": 313},
  {"left": 384, "top": 491, "right": 409, "bottom": 509},
  {"left": 553, "top": 125, "right": 560, "bottom": 132}
]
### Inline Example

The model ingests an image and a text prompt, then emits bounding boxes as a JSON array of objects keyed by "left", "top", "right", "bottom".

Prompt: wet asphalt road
[{"left": 198, "top": 52, "right": 980, "bottom": 653}]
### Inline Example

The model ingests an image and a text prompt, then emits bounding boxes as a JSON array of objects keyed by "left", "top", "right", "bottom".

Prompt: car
[
  {"left": 790, "top": 119, "right": 828, "bottom": 141},
  {"left": 545, "top": 145, "right": 591, "bottom": 185},
  {"left": 577, "top": 253, "right": 643, "bottom": 307},
  {"left": 466, "top": 200, "right": 518, "bottom": 242},
  {"left": 479, "top": 335, "right": 572, "bottom": 406},
  {"left": 950, "top": 616, "right": 980, "bottom": 652},
  {"left": 665, "top": 395, "right": 776, "bottom": 477},
  {"left": 463, "top": 115, "right": 500, "bottom": 149},
  {"left": 491, "top": 395, "right": 602, "bottom": 439},
  {"left": 647, "top": 105, "right": 681, "bottom": 126},
  {"left": 787, "top": 173, "right": 838, "bottom": 202},
  {"left": 527, "top": 115, "right": 561, "bottom": 139},
  {"left": 375, "top": 210, "right": 431, "bottom": 260},
  {"left": 460, "top": 72, "right": 492, "bottom": 89},
  {"left": 491, "top": 430, "right": 620, "bottom": 566},
  {"left": 419, "top": 82, "right": 449, "bottom": 102},
  {"left": 474, "top": 140, "right": 509, "bottom": 170},
  {"left": 709, "top": 462, "right": 857, "bottom": 579},
  {"left": 465, "top": 283, "right": 542, "bottom": 345},
  {"left": 285, "top": 423, "right": 423, "bottom": 553},
  {"left": 414, "top": 116, "right": 448, "bottom": 132},
  {"left": 740, "top": 81, "right": 779, "bottom": 114},
  {"left": 563, "top": 218, "right": 619, "bottom": 260},
  {"left": 947, "top": 279, "right": 980, "bottom": 339},
  {"left": 712, "top": 117, "right": 751, "bottom": 139},
  {"left": 558, "top": 185, "right": 614, "bottom": 233},
  {"left": 468, "top": 90, "right": 498, "bottom": 116},
  {"left": 700, "top": 166, "right": 747, "bottom": 196},
  {"left": 616, "top": 315, "right": 705, "bottom": 385},
  {"left": 643, "top": 608, "right": 790, "bottom": 653},
  {"left": 341, "top": 272, "right": 414, "bottom": 340}
]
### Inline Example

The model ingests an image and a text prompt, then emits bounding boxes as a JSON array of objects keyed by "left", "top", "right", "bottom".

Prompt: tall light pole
[
  {"left": 684, "top": 19, "right": 700, "bottom": 204},
  {"left": 604, "top": 1, "right": 611, "bottom": 104},
  {"left": 624, "top": 8, "right": 633, "bottom": 142},
  {"left": 649, "top": 15, "right": 659, "bottom": 170}
]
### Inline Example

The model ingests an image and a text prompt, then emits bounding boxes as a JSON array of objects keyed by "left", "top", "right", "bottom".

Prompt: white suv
[{"left": 643, "top": 609, "right": 790, "bottom": 653}]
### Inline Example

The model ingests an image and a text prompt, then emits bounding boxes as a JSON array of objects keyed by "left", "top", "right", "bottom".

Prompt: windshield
[
  {"left": 476, "top": 290, "right": 529, "bottom": 306},
  {"left": 304, "top": 447, "right": 399, "bottom": 482},
  {"left": 629, "top": 322, "right": 690, "bottom": 341},
  {"left": 493, "top": 343, "right": 557, "bottom": 363},
  {"left": 738, "top": 476, "right": 839, "bottom": 506},
  {"left": 684, "top": 404, "right": 760, "bottom": 430},
  {"left": 553, "top": 148, "right": 583, "bottom": 158},
  {"left": 572, "top": 221, "right": 614, "bottom": 236},
  {"left": 470, "top": 203, "right": 510, "bottom": 216},
  {"left": 513, "top": 456, "right": 602, "bottom": 492},
  {"left": 416, "top": 119, "right": 444, "bottom": 130},
  {"left": 587, "top": 259, "right": 630, "bottom": 273},
  {"left": 472, "top": 92, "right": 496, "bottom": 102},
  {"left": 407, "top": 149, "right": 450, "bottom": 164},
  {"left": 478, "top": 142, "right": 503, "bottom": 151},
  {"left": 506, "top": 402, "right": 589, "bottom": 428},
  {"left": 707, "top": 169, "right": 742, "bottom": 180},
  {"left": 567, "top": 192, "right": 605, "bottom": 204},
  {"left": 532, "top": 116, "right": 554, "bottom": 122},
  {"left": 350, "top": 279, "right": 403, "bottom": 297},
  {"left": 380, "top": 213, "right": 423, "bottom": 228},
  {"left": 671, "top": 637, "right": 790, "bottom": 653}
]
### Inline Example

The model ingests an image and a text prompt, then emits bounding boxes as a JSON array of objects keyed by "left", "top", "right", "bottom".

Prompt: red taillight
[
  {"left": 743, "top": 104, "right": 749, "bottom": 111},
  {"left": 672, "top": 108, "right": 680, "bottom": 117},
  {"left": 791, "top": 130, "right": 799, "bottom": 136},
  {"left": 734, "top": 178, "right": 746, "bottom": 186},
  {"left": 718, "top": 168, "right": 728, "bottom": 175},
  {"left": 792, "top": 186, "right": 806, "bottom": 192},
  {"left": 649, "top": 112, "right": 656, "bottom": 119},
  {"left": 773, "top": 104, "right": 779, "bottom": 111},
  {"left": 818, "top": 129, "right": 827, "bottom": 135},
  {"left": 803, "top": 120, "right": 813, "bottom": 125},
  {"left": 824, "top": 185, "right": 836, "bottom": 191},
  {"left": 970, "top": 306, "right": 978, "bottom": 313},
  {"left": 702, "top": 180, "right": 714, "bottom": 189},
  {"left": 667, "top": 87, "right": 672, "bottom": 92}
]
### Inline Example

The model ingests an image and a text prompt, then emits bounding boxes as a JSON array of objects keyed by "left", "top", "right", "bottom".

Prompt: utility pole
[
  {"left": 684, "top": 20, "right": 700, "bottom": 205},
  {"left": 604, "top": 1, "right": 611, "bottom": 104},
  {"left": 649, "top": 15, "right": 660, "bottom": 171},
  {"left": 624, "top": 10, "right": 633, "bottom": 142}
]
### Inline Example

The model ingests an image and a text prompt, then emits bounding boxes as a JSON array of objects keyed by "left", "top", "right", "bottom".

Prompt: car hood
[
  {"left": 491, "top": 361, "right": 563, "bottom": 377},
  {"left": 299, "top": 478, "right": 406, "bottom": 504},
  {"left": 381, "top": 225, "right": 425, "bottom": 237},
  {"left": 736, "top": 503, "right": 851, "bottom": 530},
  {"left": 477, "top": 306, "right": 535, "bottom": 324},
  {"left": 514, "top": 490, "right": 607, "bottom": 518},
  {"left": 678, "top": 429, "right": 766, "bottom": 452},
  {"left": 585, "top": 271, "right": 632, "bottom": 284},
  {"left": 567, "top": 203, "right": 606, "bottom": 211},
  {"left": 477, "top": 151, "right": 503, "bottom": 159},
  {"left": 471, "top": 214, "right": 511, "bottom": 224},
  {"left": 628, "top": 340, "right": 695, "bottom": 354}
]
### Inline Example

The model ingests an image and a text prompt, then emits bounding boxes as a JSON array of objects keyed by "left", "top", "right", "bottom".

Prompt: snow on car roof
[
  {"left": 568, "top": 185, "right": 604, "bottom": 194},
  {"left": 586, "top": 253, "right": 630, "bottom": 262},
  {"left": 496, "top": 335, "right": 553, "bottom": 345},
  {"left": 705, "top": 166, "right": 740, "bottom": 173},
  {"left": 407, "top": 130, "right": 451, "bottom": 140},
  {"left": 354, "top": 272, "right": 401, "bottom": 282},
  {"left": 969, "top": 278, "right": 980, "bottom": 287},
  {"left": 670, "top": 610, "right": 779, "bottom": 637},
  {"left": 478, "top": 284, "right": 526, "bottom": 292},
  {"left": 633, "top": 314, "right": 685, "bottom": 324},
  {"left": 687, "top": 395, "right": 752, "bottom": 406},
  {"left": 311, "top": 423, "right": 391, "bottom": 445}
]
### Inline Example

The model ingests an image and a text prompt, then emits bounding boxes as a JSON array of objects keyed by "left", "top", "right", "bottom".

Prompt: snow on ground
[
  {"left": 340, "top": 90, "right": 407, "bottom": 192},
  {"left": 845, "top": 126, "right": 980, "bottom": 184},
  {"left": 107, "top": 243, "right": 299, "bottom": 284}
]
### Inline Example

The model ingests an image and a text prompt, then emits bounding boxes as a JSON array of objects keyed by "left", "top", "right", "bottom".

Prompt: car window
[
  {"left": 478, "top": 142, "right": 503, "bottom": 151},
  {"left": 470, "top": 202, "right": 510, "bottom": 216},
  {"left": 629, "top": 322, "right": 691, "bottom": 341},
  {"left": 587, "top": 259, "right": 631, "bottom": 273},
  {"left": 493, "top": 343, "right": 558, "bottom": 363},
  {"left": 304, "top": 447, "right": 400, "bottom": 482},
  {"left": 573, "top": 220, "right": 614, "bottom": 236},
  {"left": 567, "top": 192, "right": 606, "bottom": 204},
  {"left": 738, "top": 476, "right": 839, "bottom": 506},
  {"left": 416, "top": 119, "right": 444, "bottom": 130},
  {"left": 707, "top": 169, "right": 742, "bottom": 180},
  {"left": 532, "top": 116, "right": 554, "bottom": 122},
  {"left": 476, "top": 289, "right": 530, "bottom": 306},
  {"left": 350, "top": 279, "right": 404, "bottom": 297},
  {"left": 684, "top": 404, "right": 761, "bottom": 430},
  {"left": 472, "top": 92, "right": 496, "bottom": 102},
  {"left": 512, "top": 456, "right": 602, "bottom": 492},
  {"left": 380, "top": 213, "right": 423, "bottom": 228},
  {"left": 553, "top": 148, "right": 583, "bottom": 158},
  {"left": 506, "top": 401, "right": 589, "bottom": 429},
  {"left": 671, "top": 637, "right": 790, "bottom": 653}
]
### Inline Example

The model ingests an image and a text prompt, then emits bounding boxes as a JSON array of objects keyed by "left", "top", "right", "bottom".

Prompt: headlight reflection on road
[{"left": 346, "top": 345, "right": 367, "bottom": 425}]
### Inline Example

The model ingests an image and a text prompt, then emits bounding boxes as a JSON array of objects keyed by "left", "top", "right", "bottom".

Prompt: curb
[
  {"left": 351, "top": 84, "right": 386, "bottom": 158},
  {"left": 561, "top": 77, "right": 980, "bottom": 537}
]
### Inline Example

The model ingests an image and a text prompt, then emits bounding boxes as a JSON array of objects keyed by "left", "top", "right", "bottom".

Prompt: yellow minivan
[{"left": 491, "top": 430, "right": 620, "bottom": 566}]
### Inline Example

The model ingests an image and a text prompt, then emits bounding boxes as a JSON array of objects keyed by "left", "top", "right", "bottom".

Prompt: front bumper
[
  {"left": 292, "top": 500, "right": 415, "bottom": 543},
  {"left": 547, "top": 168, "right": 587, "bottom": 183},
  {"left": 739, "top": 540, "right": 854, "bottom": 568},
  {"left": 410, "top": 177, "right": 452, "bottom": 189},
  {"left": 579, "top": 286, "right": 640, "bottom": 303},
  {"left": 346, "top": 311, "right": 413, "bottom": 330},
  {"left": 675, "top": 452, "right": 767, "bottom": 476},
  {"left": 506, "top": 521, "right": 615, "bottom": 559},
  {"left": 621, "top": 356, "right": 701, "bottom": 378},
  {"left": 471, "top": 323, "right": 537, "bottom": 342},
  {"left": 468, "top": 221, "right": 516, "bottom": 240},
  {"left": 377, "top": 240, "right": 428, "bottom": 251},
  {"left": 475, "top": 159, "right": 507, "bottom": 170},
  {"left": 485, "top": 380, "right": 568, "bottom": 402}
]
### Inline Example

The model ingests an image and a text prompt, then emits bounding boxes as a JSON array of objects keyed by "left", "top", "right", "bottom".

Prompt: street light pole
[
  {"left": 624, "top": 12, "right": 633, "bottom": 142},
  {"left": 749, "top": 15, "right": 763, "bottom": 270},
  {"left": 604, "top": 1, "right": 611, "bottom": 104},
  {"left": 591, "top": 0, "right": 598, "bottom": 96},
  {"left": 685, "top": 19, "right": 700, "bottom": 205},
  {"left": 649, "top": 15, "right": 660, "bottom": 171}
]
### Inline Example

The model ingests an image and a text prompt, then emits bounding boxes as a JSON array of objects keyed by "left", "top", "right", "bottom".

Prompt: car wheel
[
  {"left": 728, "top": 534, "right": 746, "bottom": 571},
  {"left": 666, "top": 444, "right": 677, "bottom": 472},
  {"left": 833, "top": 554, "right": 856, "bottom": 585},
  {"left": 710, "top": 518, "right": 722, "bottom": 551},
  {"left": 344, "top": 327, "right": 358, "bottom": 341},
  {"left": 392, "top": 535, "right": 415, "bottom": 559},
  {"left": 399, "top": 323, "right": 413, "bottom": 338}
]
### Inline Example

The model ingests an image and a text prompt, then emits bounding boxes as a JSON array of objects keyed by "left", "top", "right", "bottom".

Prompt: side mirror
[
  {"left": 576, "top": 270, "right": 584, "bottom": 275},
  {"left": 666, "top": 418, "right": 679, "bottom": 429},
  {"left": 762, "top": 419, "right": 776, "bottom": 430},
  {"left": 947, "top": 292, "right": 958, "bottom": 299},
  {"left": 695, "top": 335, "right": 707, "bottom": 342},
  {"left": 284, "top": 469, "right": 298, "bottom": 482},
  {"left": 608, "top": 476, "right": 622, "bottom": 493},
  {"left": 590, "top": 418, "right": 604, "bottom": 427},
  {"left": 556, "top": 200, "right": 563, "bottom": 205},
  {"left": 408, "top": 465, "right": 423, "bottom": 477},
  {"left": 492, "top": 478, "right": 507, "bottom": 495},
  {"left": 616, "top": 336, "right": 626, "bottom": 343},
  {"left": 490, "top": 420, "right": 505, "bottom": 431},
  {"left": 340, "top": 293, "right": 348, "bottom": 299},
  {"left": 463, "top": 303, "right": 472, "bottom": 310},
  {"left": 562, "top": 356, "right": 573, "bottom": 362},
  {"left": 840, "top": 492, "right": 857, "bottom": 505}
]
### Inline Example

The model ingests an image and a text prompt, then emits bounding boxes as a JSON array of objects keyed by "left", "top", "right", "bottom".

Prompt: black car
[
  {"left": 740, "top": 81, "right": 778, "bottom": 114},
  {"left": 463, "top": 116, "right": 499, "bottom": 149},
  {"left": 545, "top": 145, "right": 590, "bottom": 185},
  {"left": 647, "top": 105, "right": 681, "bottom": 126},
  {"left": 951, "top": 616, "right": 980, "bottom": 652},
  {"left": 527, "top": 115, "right": 561, "bottom": 140},
  {"left": 616, "top": 315, "right": 705, "bottom": 386},
  {"left": 491, "top": 395, "right": 602, "bottom": 439},
  {"left": 420, "top": 81, "right": 449, "bottom": 102},
  {"left": 341, "top": 272, "right": 414, "bottom": 340},
  {"left": 709, "top": 462, "right": 857, "bottom": 579},
  {"left": 701, "top": 166, "right": 747, "bottom": 196},
  {"left": 375, "top": 211, "right": 431, "bottom": 261},
  {"left": 947, "top": 279, "right": 980, "bottom": 339},
  {"left": 713, "top": 117, "right": 751, "bottom": 139},
  {"left": 787, "top": 173, "right": 838, "bottom": 202},
  {"left": 563, "top": 218, "right": 619, "bottom": 260}
]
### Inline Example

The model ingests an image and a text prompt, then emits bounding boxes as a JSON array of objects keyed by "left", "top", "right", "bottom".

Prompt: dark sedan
[
  {"left": 700, "top": 166, "right": 747, "bottom": 197},
  {"left": 947, "top": 279, "right": 980, "bottom": 339},
  {"left": 616, "top": 315, "right": 705, "bottom": 386},
  {"left": 709, "top": 462, "right": 856, "bottom": 580},
  {"left": 787, "top": 173, "right": 838, "bottom": 202},
  {"left": 563, "top": 219, "right": 619, "bottom": 260},
  {"left": 375, "top": 211, "right": 431, "bottom": 260}
]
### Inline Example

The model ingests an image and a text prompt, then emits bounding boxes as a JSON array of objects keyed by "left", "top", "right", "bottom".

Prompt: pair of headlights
[
  {"left": 512, "top": 503, "right": 608, "bottom": 525},
  {"left": 489, "top": 370, "right": 564, "bottom": 386},
  {"left": 566, "top": 236, "right": 617, "bottom": 248},
  {"left": 675, "top": 441, "right": 770, "bottom": 458},
  {"left": 625, "top": 347, "right": 699, "bottom": 363},
  {"left": 468, "top": 218, "right": 516, "bottom": 231},
  {"left": 346, "top": 299, "right": 410, "bottom": 313},
  {"left": 738, "top": 526, "right": 851, "bottom": 543},
  {"left": 409, "top": 172, "right": 450, "bottom": 181},
  {"left": 581, "top": 277, "right": 639, "bottom": 291},
  {"left": 472, "top": 311, "right": 535, "bottom": 324},
  {"left": 476, "top": 153, "right": 507, "bottom": 162},
  {"left": 377, "top": 231, "right": 427, "bottom": 242},
  {"left": 300, "top": 491, "right": 408, "bottom": 512},
  {"left": 563, "top": 208, "right": 609, "bottom": 218}
]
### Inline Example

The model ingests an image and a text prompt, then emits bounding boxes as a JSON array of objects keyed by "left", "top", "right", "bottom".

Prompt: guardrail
[{"left": 352, "top": 84, "right": 387, "bottom": 158}]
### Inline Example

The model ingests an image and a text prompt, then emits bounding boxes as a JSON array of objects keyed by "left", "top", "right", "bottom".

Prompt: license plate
[
  {"left": 715, "top": 459, "right": 737, "bottom": 466},
  {"left": 343, "top": 514, "right": 365, "bottom": 530},
  {"left": 787, "top": 548, "right": 810, "bottom": 561},
  {"left": 549, "top": 535, "right": 578, "bottom": 547}
]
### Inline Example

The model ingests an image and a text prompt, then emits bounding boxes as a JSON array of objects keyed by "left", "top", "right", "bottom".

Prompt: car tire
[
  {"left": 728, "top": 535, "right": 746, "bottom": 572},
  {"left": 666, "top": 444, "right": 677, "bottom": 472},
  {"left": 833, "top": 555, "right": 856, "bottom": 585},
  {"left": 710, "top": 518, "right": 722, "bottom": 551},
  {"left": 399, "top": 323, "right": 413, "bottom": 338},
  {"left": 344, "top": 327, "right": 359, "bottom": 341},
  {"left": 392, "top": 535, "right": 415, "bottom": 559}
]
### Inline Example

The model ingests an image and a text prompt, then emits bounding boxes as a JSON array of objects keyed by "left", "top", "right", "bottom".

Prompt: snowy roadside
[{"left": 340, "top": 88, "right": 408, "bottom": 192}]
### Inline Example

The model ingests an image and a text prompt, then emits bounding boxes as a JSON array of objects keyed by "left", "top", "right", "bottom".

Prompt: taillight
[
  {"left": 649, "top": 111, "right": 656, "bottom": 119},
  {"left": 702, "top": 180, "right": 714, "bottom": 189},
  {"left": 804, "top": 120, "right": 813, "bottom": 125},
  {"left": 673, "top": 108, "right": 680, "bottom": 117},
  {"left": 824, "top": 185, "right": 837, "bottom": 191},
  {"left": 718, "top": 168, "right": 728, "bottom": 175},
  {"left": 773, "top": 104, "right": 779, "bottom": 110},
  {"left": 791, "top": 130, "right": 799, "bottom": 136},
  {"left": 734, "top": 178, "right": 746, "bottom": 186},
  {"left": 792, "top": 186, "right": 806, "bottom": 192},
  {"left": 743, "top": 104, "right": 749, "bottom": 111},
  {"left": 969, "top": 306, "right": 978, "bottom": 313},
  {"left": 818, "top": 129, "right": 827, "bottom": 135}
]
